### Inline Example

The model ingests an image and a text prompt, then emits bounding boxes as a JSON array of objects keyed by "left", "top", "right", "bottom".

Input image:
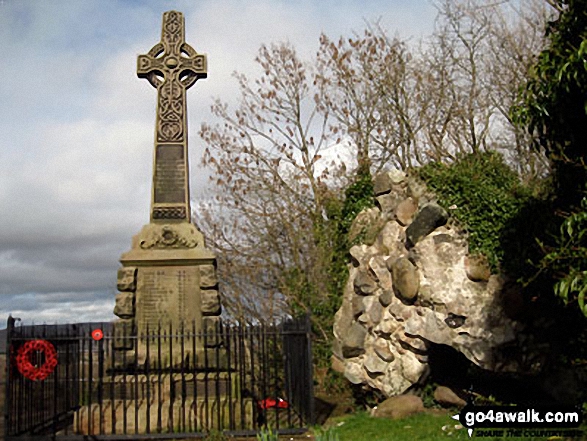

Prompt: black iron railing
[{"left": 4, "top": 315, "right": 314, "bottom": 439}]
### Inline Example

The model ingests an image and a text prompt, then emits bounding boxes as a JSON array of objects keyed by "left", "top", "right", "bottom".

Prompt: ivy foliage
[{"left": 418, "top": 152, "right": 538, "bottom": 273}]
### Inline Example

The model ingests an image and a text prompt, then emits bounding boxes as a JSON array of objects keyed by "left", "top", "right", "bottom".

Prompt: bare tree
[
  {"left": 316, "top": 25, "right": 426, "bottom": 171},
  {"left": 199, "top": 42, "right": 340, "bottom": 329},
  {"left": 424, "top": 0, "right": 550, "bottom": 176}
]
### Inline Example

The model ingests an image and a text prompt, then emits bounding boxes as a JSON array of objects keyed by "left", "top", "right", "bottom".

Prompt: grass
[{"left": 319, "top": 411, "right": 586, "bottom": 440}]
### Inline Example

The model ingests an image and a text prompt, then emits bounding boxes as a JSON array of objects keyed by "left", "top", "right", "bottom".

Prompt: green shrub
[{"left": 418, "top": 152, "right": 536, "bottom": 273}]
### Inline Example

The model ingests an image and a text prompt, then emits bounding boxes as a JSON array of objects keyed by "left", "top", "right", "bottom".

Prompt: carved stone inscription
[
  {"left": 154, "top": 145, "right": 186, "bottom": 204},
  {"left": 136, "top": 266, "right": 201, "bottom": 331}
]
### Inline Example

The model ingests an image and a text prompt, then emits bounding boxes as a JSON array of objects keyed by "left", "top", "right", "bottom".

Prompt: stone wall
[{"left": 332, "top": 170, "right": 539, "bottom": 397}]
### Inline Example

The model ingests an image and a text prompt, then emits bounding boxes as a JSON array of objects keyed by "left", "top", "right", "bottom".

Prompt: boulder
[
  {"left": 434, "top": 386, "right": 467, "bottom": 408},
  {"left": 349, "top": 207, "right": 382, "bottom": 243},
  {"left": 344, "top": 361, "right": 365, "bottom": 384},
  {"left": 407, "top": 178, "right": 427, "bottom": 200},
  {"left": 366, "top": 298, "right": 384, "bottom": 324},
  {"left": 352, "top": 295, "right": 366, "bottom": 317},
  {"left": 374, "top": 169, "right": 406, "bottom": 195},
  {"left": 379, "top": 289, "right": 393, "bottom": 307},
  {"left": 375, "top": 221, "right": 405, "bottom": 254},
  {"left": 354, "top": 270, "right": 378, "bottom": 295},
  {"left": 373, "top": 395, "right": 424, "bottom": 419},
  {"left": 391, "top": 257, "right": 420, "bottom": 302},
  {"left": 406, "top": 203, "right": 449, "bottom": 247},
  {"left": 342, "top": 322, "right": 367, "bottom": 358},
  {"left": 395, "top": 198, "right": 418, "bottom": 226}
]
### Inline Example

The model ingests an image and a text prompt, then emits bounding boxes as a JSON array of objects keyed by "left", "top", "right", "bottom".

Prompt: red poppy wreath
[{"left": 16, "top": 340, "right": 58, "bottom": 381}]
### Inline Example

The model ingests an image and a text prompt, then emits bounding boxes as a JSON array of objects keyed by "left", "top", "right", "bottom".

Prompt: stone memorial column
[{"left": 113, "top": 11, "right": 222, "bottom": 363}]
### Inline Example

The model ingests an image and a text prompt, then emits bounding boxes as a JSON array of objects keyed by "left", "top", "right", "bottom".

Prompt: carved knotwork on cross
[
  {"left": 138, "top": 11, "right": 207, "bottom": 143},
  {"left": 137, "top": 11, "right": 207, "bottom": 223}
]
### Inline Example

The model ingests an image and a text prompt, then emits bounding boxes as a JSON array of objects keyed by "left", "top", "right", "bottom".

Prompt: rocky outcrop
[{"left": 333, "top": 169, "right": 535, "bottom": 397}]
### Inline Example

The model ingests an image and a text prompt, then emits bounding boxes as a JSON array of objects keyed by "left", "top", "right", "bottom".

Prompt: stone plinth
[{"left": 113, "top": 222, "right": 222, "bottom": 362}]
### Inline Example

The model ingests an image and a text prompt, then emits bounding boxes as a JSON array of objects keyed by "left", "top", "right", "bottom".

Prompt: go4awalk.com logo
[{"left": 451, "top": 405, "right": 583, "bottom": 438}]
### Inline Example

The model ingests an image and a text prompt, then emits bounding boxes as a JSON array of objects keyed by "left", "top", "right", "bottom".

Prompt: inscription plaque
[
  {"left": 154, "top": 145, "right": 186, "bottom": 204},
  {"left": 136, "top": 266, "right": 201, "bottom": 332}
]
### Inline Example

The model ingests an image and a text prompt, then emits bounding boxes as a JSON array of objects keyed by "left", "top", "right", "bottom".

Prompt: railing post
[
  {"left": 4, "top": 315, "right": 17, "bottom": 439},
  {"left": 305, "top": 312, "right": 315, "bottom": 426}
]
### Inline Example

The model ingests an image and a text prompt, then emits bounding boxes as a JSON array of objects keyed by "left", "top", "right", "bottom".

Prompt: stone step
[{"left": 74, "top": 396, "right": 255, "bottom": 435}]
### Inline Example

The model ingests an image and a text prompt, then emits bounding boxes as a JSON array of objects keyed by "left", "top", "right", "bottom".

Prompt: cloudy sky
[{"left": 0, "top": 0, "right": 437, "bottom": 327}]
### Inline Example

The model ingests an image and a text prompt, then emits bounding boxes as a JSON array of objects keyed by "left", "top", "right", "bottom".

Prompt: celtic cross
[{"left": 137, "top": 11, "right": 207, "bottom": 223}]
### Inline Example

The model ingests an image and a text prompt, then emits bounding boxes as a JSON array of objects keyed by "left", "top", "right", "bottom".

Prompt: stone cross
[
  {"left": 114, "top": 11, "right": 221, "bottom": 360},
  {"left": 137, "top": 10, "right": 207, "bottom": 223}
]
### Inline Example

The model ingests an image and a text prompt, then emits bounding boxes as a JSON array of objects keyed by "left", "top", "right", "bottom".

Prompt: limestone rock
[
  {"left": 374, "top": 395, "right": 424, "bottom": 419},
  {"left": 374, "top": 313, "right": 398, "bottom": 338},
  {"left": 352, "top": 295, "right": 366, "bottom": 317},
  {"left": 391, "top": 257, "right": 420, "bottom": 302},
  {"left": 374, "top": 340, "right": 395, "bottom": 362},
  {"left": 434, "top": 386, "right": 467, "bottom": 408},
  {"left": 354, "top": 270, "right": 377, "bottom": 295},
  {"left": 368, "top": 256, "right": 392, "bottom": 291},
  {"left": 364, "top": 352, "right": 388, "bottom": 375},
  {"left": 406, "top": 203, "right": 449, "bottom": 247},
  {"left": 379, "top": 289, "right": 393, "bottom": 307},
  {"left": 376, "top": 221, "right": 404, "bottom": 254},
  {"left": 399, "top": 334, "right": 427, "bottom": 354},
  {"left": 344, "top": 361, "right": 365, "bottom": 384},
  {"left": 333, "top": 182, "right": 529, "bottom": 399},
  {"left": 465, "top": 254, "right": 491, "bottom": 282},
  {"left": 395, "top": 198, "right": 418, "bottom": 226},
  {"left": 342, "top": 323, "right": 367, "bottom": 358},
  {"left": 374, "top": 169, "right": 406, "bottom": 195},
  {"left": 376, "top": 193, "right": 403, "bottom": 217},
  {"left": 366, "top": 298, "right": 384, "bottom": 324}
]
